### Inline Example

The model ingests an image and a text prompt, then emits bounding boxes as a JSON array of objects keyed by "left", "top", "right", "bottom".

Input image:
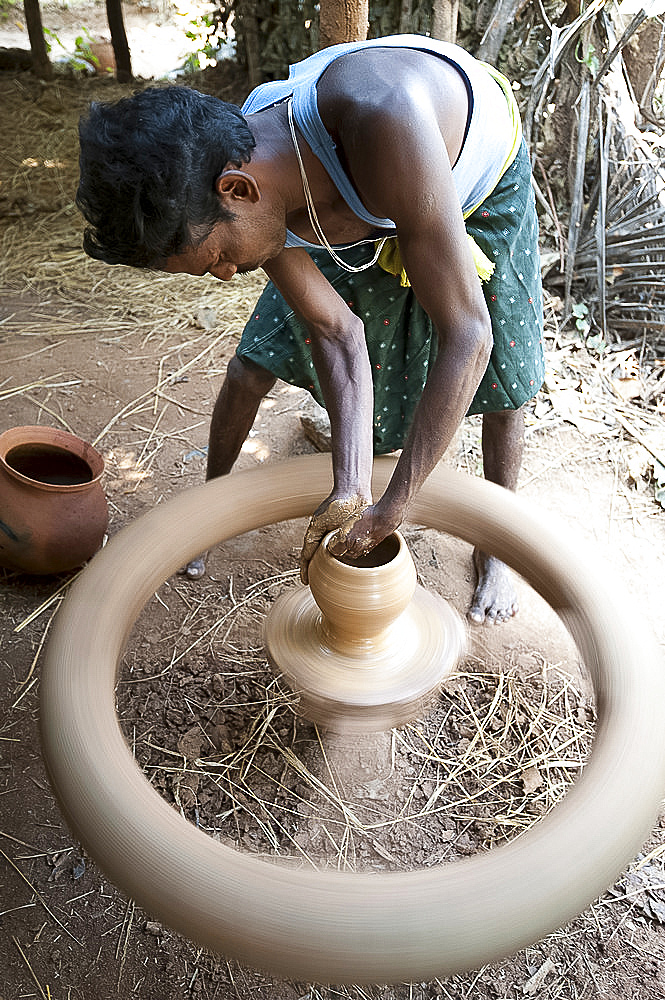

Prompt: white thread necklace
[{"left": 287, "top": 97, "right": 387, "bottom": 273}]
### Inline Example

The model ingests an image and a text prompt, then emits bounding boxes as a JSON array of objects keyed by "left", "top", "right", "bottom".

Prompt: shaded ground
[{"left": 1, "top": 53, "right": 665, "bottom": 1000}]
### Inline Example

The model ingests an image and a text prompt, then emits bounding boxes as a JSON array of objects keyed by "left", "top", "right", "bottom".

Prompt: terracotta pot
[
  {"left": 88, "top": 39, "right": 116, "bottom": 75},
  {"left": 266, "top": 525, "right": 464, "bottom": 731},
  {"left": 0, "top": 425, "right": 108, "bottom": 574}
]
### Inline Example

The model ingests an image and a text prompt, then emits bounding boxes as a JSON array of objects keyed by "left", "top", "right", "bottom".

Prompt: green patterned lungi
[{"left": 237, "top": 139, "right": 544, "bottom": 454}]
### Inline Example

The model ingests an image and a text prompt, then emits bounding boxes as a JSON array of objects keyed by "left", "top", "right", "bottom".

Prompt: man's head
[{"left": 77, "top": 86, "right": 256, "bottom": 269}]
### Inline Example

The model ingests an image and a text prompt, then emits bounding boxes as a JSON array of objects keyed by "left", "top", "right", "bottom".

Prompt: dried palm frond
[
  {"left": 575, "top": 108, "right": 665, "bottom": 347},
  {"left": 523, "top": 5, "right": 665, "bottom": 354}
]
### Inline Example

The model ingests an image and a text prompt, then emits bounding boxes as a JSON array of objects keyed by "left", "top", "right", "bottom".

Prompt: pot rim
[
  {"left": 322, "top": 528, "right": 405, "bottom": 570},
  {"left": 0, "top": 424, "right": 105, "bottom": 492}
]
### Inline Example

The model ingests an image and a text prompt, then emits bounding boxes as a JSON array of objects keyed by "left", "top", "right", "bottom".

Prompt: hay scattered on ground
[
  {"left": 0, "top": 74, "right": 266, "bottom": 346},
  {"left": 116, "top": 567, "right": 594, "bottom": 877}
]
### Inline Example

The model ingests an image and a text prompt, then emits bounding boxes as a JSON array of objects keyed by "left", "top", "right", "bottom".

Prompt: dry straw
[
  {"left": 0, "top": 76, "right": 266, "bottom": 348},
  {"left": 118, "top": 567, "right": 594, "bottom": 878}
]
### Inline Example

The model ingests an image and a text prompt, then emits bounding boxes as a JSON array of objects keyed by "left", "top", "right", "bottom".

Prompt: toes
[
  {"left": 179, "top": 557, "right": 206, "bottom": 579},
  {"left": 467, "top": 597, "right": 518, "bottom": 625},
  {"left": 467, "top": 605, "right": 486, "bottom": 626},
  {"left": 470, "top": 552, "right": 519, "bottom": 625}
]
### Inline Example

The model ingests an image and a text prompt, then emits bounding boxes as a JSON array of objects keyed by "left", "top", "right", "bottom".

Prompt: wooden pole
[
  {"left": 319, "top": 0, "right": 368, "bottom": 49},
  {"left": 106, "top": 0, "right": 132, "bottom": 82},
  {"left": 23, "top": 0, "right": 52, "bottom": 79},
  {"left": 431, "top": 0, "right": 458, "bottom": 43}
]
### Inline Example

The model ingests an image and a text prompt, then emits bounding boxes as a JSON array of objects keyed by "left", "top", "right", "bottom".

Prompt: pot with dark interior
[{"left": 0, "top": 425, "right": 108, "bottom": 574}]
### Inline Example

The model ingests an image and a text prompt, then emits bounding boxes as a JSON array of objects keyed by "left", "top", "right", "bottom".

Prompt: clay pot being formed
[
  {"left": 0, "top": 425, "right": 108, "bottom": 574},
  {"left": 265, "top": 526, "right": 465, "bottom": 732},
  {"left": 307, "top": 530, "right": 417, "bottom": 655}
]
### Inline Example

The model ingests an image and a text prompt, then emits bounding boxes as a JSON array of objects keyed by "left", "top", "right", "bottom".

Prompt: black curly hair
[{"left": 77, "top": 86, "right": 256, "bottom": 268}]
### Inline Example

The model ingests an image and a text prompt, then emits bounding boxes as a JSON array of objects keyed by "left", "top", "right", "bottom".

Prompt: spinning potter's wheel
[
  {"left": 265, "top": 530, "right": 465, "bottom": 732},
  {"left": 41, "top": 455, "right": 665, "bottom": 984}
]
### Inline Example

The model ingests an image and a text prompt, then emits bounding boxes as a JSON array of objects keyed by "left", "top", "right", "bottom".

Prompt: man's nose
[{"left": 212, "top": 262, "right": 237, "bottom": 281}]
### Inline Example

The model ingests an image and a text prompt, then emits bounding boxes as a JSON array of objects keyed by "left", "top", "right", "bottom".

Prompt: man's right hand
[{"left": 299, "top": 493, "right": 370, "bottom": 584}]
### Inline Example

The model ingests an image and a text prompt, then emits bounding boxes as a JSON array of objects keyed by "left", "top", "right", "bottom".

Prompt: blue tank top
[{"left": 241, "top": 35, "right": 516, "bottom": 250}]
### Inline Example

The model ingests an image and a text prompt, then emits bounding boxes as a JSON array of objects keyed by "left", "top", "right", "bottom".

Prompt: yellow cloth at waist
[{"left": 377, "top": 234, "right": 496, "bottom": 287}]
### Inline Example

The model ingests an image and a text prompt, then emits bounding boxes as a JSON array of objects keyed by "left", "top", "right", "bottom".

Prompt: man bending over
[{"left": 77, "top": 34, "right": 544, "bottom": 624}]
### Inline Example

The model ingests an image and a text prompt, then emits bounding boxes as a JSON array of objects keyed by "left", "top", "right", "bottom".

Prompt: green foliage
[
  {"left": 576, "top": 39, "right": 599, "bottom": 77},
  {"left": 191, "top": 0, "right": 319, "bottom": 81},
  {"left": 42, "top": 25, "right": 56, "bottom": 54},
  {"left": 182, "top": 11, "right": 220, "bottom": 73},
  {"left": 73, "top": 27, "right": 101, "bottom": 71},
  {"left": 571, "top": 301, "right": 605, "bottom": 355},
  {"left": 43, "top": 24, "right": 105, "bottom": 73},
  {"left": 0, "top": 0, "right": 18, "bottom": 22},
  {"left": 572, "top": 300, "right": 590, "bottom": 336}
]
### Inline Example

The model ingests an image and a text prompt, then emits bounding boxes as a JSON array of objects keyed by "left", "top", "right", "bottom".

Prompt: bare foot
[
  {"left": 178, "top": 555, "right": 206, "bottom": 580},
  {"left": 468, "top": 548, "right": 518, "bottom": 625}
]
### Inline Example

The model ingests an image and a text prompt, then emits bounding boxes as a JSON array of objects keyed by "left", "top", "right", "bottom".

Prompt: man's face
[{"left": 163, "top": 207, "right": 286, "bottom": 281}]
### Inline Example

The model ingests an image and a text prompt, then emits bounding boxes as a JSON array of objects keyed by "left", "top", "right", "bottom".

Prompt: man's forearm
[
  {"left": 310, "top": 316, "right": 374, "bottom": 500},
  {"left": 379, "top": 328, "right": 491, "bottom": 517}
]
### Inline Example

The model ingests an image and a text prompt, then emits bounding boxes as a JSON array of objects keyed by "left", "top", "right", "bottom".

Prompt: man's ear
[{"left": 215, "top": 168, "right": 261, "bottom": 204}]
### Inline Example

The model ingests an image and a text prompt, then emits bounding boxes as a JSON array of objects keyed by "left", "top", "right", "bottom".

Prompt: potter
[{"left": 76, "top": 35, "right": 545, "bottom": 622}]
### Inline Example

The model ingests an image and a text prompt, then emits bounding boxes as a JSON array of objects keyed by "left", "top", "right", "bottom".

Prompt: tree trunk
[
  {"left": 23, "top": 0, "right": 52, "bottom": 79},
  {"left": 430, "top": 0, "right": 458, "bottom": 44},
  {"left": 105, "top": 0, "right": 132, "bottom": 83},
  {"left": 398, "top": 0, "right": 412, "bottom": 35},
  {"left": 237, "top": 0, "right": 261, "bottom": 90},
  {"left": 475, "top": 0, "right": 529, "bottom": 64},
  {"left": 319, "top": 0, "right": 368, "bottom": 48},
  {"left": 623, "top": 17, "right": 665, "bottom": 115}
]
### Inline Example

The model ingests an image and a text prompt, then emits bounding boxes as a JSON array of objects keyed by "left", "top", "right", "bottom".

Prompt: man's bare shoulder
[
  {"left": 317, "top": 47, "right": 465, "bottom": 122},
  {"left": 316, "top": 47, "right": 468, "bottom": 165}
]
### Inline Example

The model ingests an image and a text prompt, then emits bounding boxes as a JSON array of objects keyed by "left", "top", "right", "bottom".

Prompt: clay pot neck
[{"left": 332, "top": 533, "right": 401, "bottom": 569}]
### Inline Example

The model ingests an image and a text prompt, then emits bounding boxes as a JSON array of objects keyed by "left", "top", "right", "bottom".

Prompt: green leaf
[{"left": 585, "top": 333, "right": 605, "bottom": 354}]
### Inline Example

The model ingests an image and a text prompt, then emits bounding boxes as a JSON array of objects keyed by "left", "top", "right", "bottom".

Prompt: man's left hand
[{"left": 327, "top": 503, "right": 400, "bottom": 563}]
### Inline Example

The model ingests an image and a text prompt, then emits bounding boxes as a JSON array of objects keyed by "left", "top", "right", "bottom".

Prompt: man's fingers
[
  {"left": 327, "top": 514, "right": 368, "bottom": 557},
  {"left": 299, "top": 524, "right": 326, "bottom": 584},
  {"left": 299, "top": 498, "right": 370, "bottom": 584}
]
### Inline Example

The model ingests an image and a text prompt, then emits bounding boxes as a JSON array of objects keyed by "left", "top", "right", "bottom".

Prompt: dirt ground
[{"left": 2, "top": 20, "right": 665, "bottom": 1000}]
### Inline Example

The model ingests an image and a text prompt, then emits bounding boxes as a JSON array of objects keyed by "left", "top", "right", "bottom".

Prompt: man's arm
[
  {"left": 367, "top": 215, "right": 492, "bottom": 529},
  {"left": 326, "top": 88, "right": 494, "bottom": 556},
  {"left": 263, "top": 248, "right": 375, "bottom": 580}
]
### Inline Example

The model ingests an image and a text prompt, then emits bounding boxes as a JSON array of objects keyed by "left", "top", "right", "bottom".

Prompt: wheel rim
[{"left": 41, "top": 453, "right": 665, "bottom": 984}]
